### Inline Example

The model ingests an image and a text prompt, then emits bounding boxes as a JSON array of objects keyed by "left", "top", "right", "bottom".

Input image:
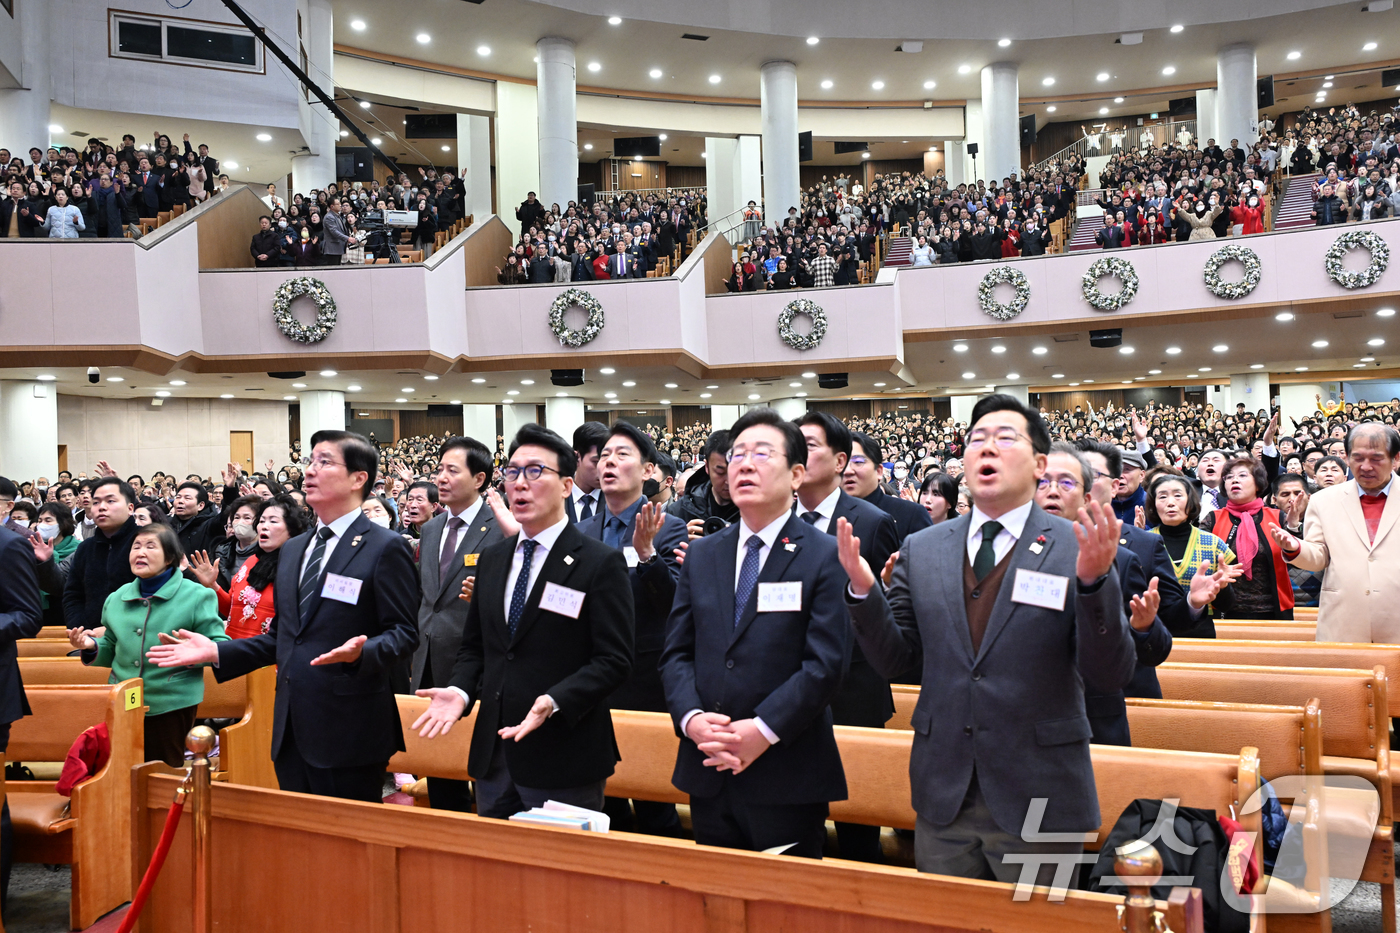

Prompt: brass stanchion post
[
  {"left": 1115, "top": 841, "right": 1164, "bottom": 933},
  {"left": 186, "top": 726, "right": 217, "bottom": 933}
]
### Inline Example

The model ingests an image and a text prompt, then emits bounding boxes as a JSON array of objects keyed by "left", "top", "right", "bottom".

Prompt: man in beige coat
[{"left": 1269, "top": 423, "right": 1400, "bottom": 644}]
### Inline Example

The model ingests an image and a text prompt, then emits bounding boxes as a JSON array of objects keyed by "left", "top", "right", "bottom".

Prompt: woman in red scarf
[
  {"left": 1230, "top": 194, "right": 1266, "bottom": 236},
  {"left": 1202, "top": 456, "right": 1295, "bottom": 619}
]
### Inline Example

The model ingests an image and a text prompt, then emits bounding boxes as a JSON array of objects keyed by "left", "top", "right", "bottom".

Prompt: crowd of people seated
[
  {"left": 495, "top": 188, "right": 706, "bottom": 284},
  {"left": 1, "top": 131, "right": 221, "bottom": 239}
]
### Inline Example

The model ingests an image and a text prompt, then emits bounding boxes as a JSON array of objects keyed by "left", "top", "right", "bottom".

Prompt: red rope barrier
[{"left": 116, "top": 797, "right": 186, "bottom": 933}]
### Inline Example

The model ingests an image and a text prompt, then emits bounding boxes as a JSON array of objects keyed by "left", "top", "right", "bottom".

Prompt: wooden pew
[
  {"left": 131, "top": 763, "right": 1207, "bottom": 933},
  {"left": 38, "top": 626, "right": 67, "bottom": 640},
  {"left": 1125, "top": 697, "right": 1322, "bottom": 783},
  {"left": 1212, "top": 621, "right": 1317, "bottom": 641},
  {"left": 1168, "top": 640, "right": 1400, "bottom": 702},
  {"left": 6, "top": 679, "right": 144, "bottom": 930},
  {"left": 19, "top": 639, "right": 79, "bottom": 657},
  {"left": 18, "top": 659, "right": 278, "bottom": 789}
]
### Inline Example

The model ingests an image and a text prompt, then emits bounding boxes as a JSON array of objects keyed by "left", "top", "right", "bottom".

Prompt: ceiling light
[
  {"left": 658, "top": 399, "right": 671, "bottom": 405},
  {"left": 292, "top": 382, "right": 307, "bottom": 388},
  {"left": 709, "top": 383, "right": 722, "bottom": 388},
  {"left": 1321, "top": 81, "right": 1334, "bottom": 89},
  {"left": 1047, "top": 105, "right": 1057, "bottom": 112},
  {"left": 1096, "top": 72, "right": 1110, "bottom": 82},
  {"left": 1311, "top": 339, "right": 1329, "bottom": 348},
  {"left": 658, "top": 134, "right": 667, "bottom": 140},
  {"left": 1042, "top": 77, "right": 1055, "bottom": 86},
  {"left": 1069, "top": 382, "right": 1080, "bottom": 386},
  {"left": 395, "top": 397, "right": 408, "bottom": 403},
  {"left": 1119, "top": 346, "right": 1135, "bottom": 355},
  {"left": 371, "top": 137, "right": 382, "bottom": 145},
  {"left": 423, "top": 375, "right": 438, "bottom": 381},
  {"left": 1148, "top": 369, "right": 1162, "bottom": 375},
  {"left": 807, "top": 36, "right": 819, "bottom": 45},
  {"left": 587, "top": 62, "right": 601, "bottom": 72},
  {"left": 1378, "top": 308, "right": 1396, "bottom": 317},
  {"left": 477, "top": 45, "right": 490, "bottom": 56},
  {"left": 649, "top": 68, "right": 663, "bottom": 78},
  {"left": 339, "top": 131, "right": 349, "bottom": 137},
  {"left": 106, "top": 376, "right": 123, "bottom": 383},
  {"left": 1185, "top": 374, "right": 1197, "bottom": 378},
  {"left": 958, "top": 64, "right": 972, "bottom": 74},
  {"left": 350, "top": 19, "right": 365, "bottom": 30},
  {"left": 1364, "top": 42, "right": 1378, "bottom": 51},
  {"left": 1250, "top": 364, "right": 1265, "bottom": 369},
  {"left": 1122, "top": 380, "right": 1133, "bottom": 385},
  {"left": 1287, "top": 51, "right": 1301, "bottom": 60},
  {"left": 600, "top": 367, "right": 616, "bottom": 374},
  {"left": 871, "top": 80, "right": 885, "bottom": 90},
  {"left": 1032, "top": 346, "right": 1047, "bottom": 355},
  {"left": 789, "top": 381, "right": 803, "bottom": 387},
  {"left": 1326, "top": 75, "right": 1335, "bottom": 80},
  {"left": 441, "top": 145, "right": 450, "bottom": 151},
  {"left": 1052, "top": 373, "right": 1065, "bottom": 379},
  {"left": 953, "top": 344, "right": 968, "bottom": 352},
  {"left": 1354, "top": 363, "right": 1368, "bottom": 368},
  {"left": 862, "top": 152, "right": 870, "bottom": 158},
  {"left": 608, "top": 15, "right": 623, "bottom": 25},
  {"left": 450, "top": 399, "right": 462, "bottom": 405},
  {"left": 584, "top": 143, "right": 593, "bottom": 150},
  {"left": 998, "top": 38, "right": 1012, "bottom": 47},
  {"left": 991, "top": 346, "right": 1006, "bottom": 354},
  {"left": 747, "top": 393, "right": 761, "bottom": 400},
  {"left": 1170, "top": 24, "right": 1184, "bottom": 32},
  {"left": 346, "top": 385, "right": 362, "bottom": 392},
  {"left": 220, "top": 393, "right": 234, "bottom": 399},
  {"left": 1362, "top": 356, "right": 1376, "bottom": 362},
  {"left": 169, "top": 379, "right": 187, "bottom": 386},
  {"left": 1212, "top": 344, "right": 1228, "bottom": 352},
  {"left": 873, "top": 382, "right": 887, "bottom": 387},
  {"left": 929, "top": 145, "right": 938, "bottom": 150},
  {"left": 821, "top": 79, "right": 834, "bottom": 89},
  {"left": 662, "top": 382, "right": 679, "bottom": 389},
  {"left": 708, "top": 74, "right": 721, "bottom": 84},
  {"left": 318, "top": 370, "right": 337, "bottom": 378},
  {"left": 554, "top": 392, "right": 567, "bottom": 397},
  {"left": 801, "top": 372, "right": 816, "bottom": 378},
  {"left": 1114, "top": 96, "right": 1125, "bottom": 103},
  {"left": 1368, "top": 338, "right": 1386, "bottom": 346},
  {"left": 1275, "top": 311, "right": 1294, "bottom": 321},
  {"left": 507, "top": 390, "right": 519, "bottom": 396},
  {"left": 1295, "top": 366, "right": 1310, "bottom": 372},
  {"left": 700, "top": 393, "right": 712, "bottom": 399},
  {"left": 1165, "top": 346, "right": 1181, "bottom": 354},
  {"left": 923, "top": 80, "right": 936, "bottom": 89},
  {"left": 1099, "top": 107, "right": 1109, "bottom": 115},
  {"left": 416, "top": 33, "right": 430, "bottom": 44},
  {"left": 36, "top": 374, "right": 55, "bottom": 381},
  {"left": 1083, "top": 379, "right": 1095, "bottom": 384},
  {"left": 253, "top": 132, "right": 271, "bottom": 143},
  {"left": 1007, "top": 373, "right": 1020, "bottom": 380},
  {"left": 1161, "top": 66, "right": 1176, "bottom": 76},
  {"left": 962, "top": 372, "right": 976, "bottom": 379},
  {"left": 156, "top": 390, "right": 171, "bottom": 398},
  {"left": 401, "top": 387, "right": 414, "bottom": 394},
  {"left": 471, "top": 377, "right": 486, "bottom": 384},
  {"left": 622, "top": 380, "right": 636, "bottom": 387},
  {"left": 796, "top": 392, "right": 808, "bottom": 397},
  {"left": 1198, "top": 367, "right": 1212, "bottom": 372}
]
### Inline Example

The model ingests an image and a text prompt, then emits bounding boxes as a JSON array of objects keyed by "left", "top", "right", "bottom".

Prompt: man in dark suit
[
  {"left": 565, "top": 421, "right": 607, "bottom": 524},
  {"left": 62, "top": 477, "right": 138, "bottom": 631},
  {"left": 661, "top": 408, "right": 851, "bottom": 858},
  {"left": 149, "top": 430, "right": 420, "bottom": 803},
  {"left": 843, "top": 431, "right": 933, "bottom": 543},
  {"left": 413, "top": 424, "right": 634, "bottom": 817},
  {"left": 0, "top": 524, "right": 42, "bottom": 905},
  {"left": 410, "top": 435, "right": 504, "bottom": 810},
  {"left": 793, "top": 412, "right": 897, "bottom": 862},
  {"left": 838, "top": 394, "right": 1134, "bottom": 884},
  {"left": 607, "top": 240, "right": 639, "bottom": 279},
  {"left": 579, "top": 421, "right": 688, "bottom": 834}
]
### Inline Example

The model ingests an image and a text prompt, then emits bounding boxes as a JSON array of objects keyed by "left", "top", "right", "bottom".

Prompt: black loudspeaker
[
  {"left": 1257, "top": 75, "right": 1275, "bottom": 109},
  {"left": 1020, "top": 114, "right": 1037, "bottom": 147},
  {"left": 576, "top": 184, "right": 595, "bottom": 207},
  {"left": 966, "top": 142, "right": 979, "bottom": 156},
  {"left": 335, "top": 147, "right": 374, "bottom": 182},
  {"left": 404, "top": 114, "right": 457, "bottom": 139},
  {"left": 1382, "top": 68, "right": 1400, "bottom": 89},
  {"left": 551, "top": 369, "right": 584, "bottom": 387},
  {"left": 1089, "top": 329, "right": 1123, "bottom": 348},
  {"left": 817, "top": 373, "right": 848, "bottom": 389},
  {"left": 1168, "top": 96, "right": 1195, "bottom": 116},
  {"left": 799, "top": 131, "right": 813, "bottom": 162},
  {"left": 833, "top": 140, "right": 869, "bottom": 155},
  {"left": 613, "top": 136, "right": 661, "bottom": 158}
]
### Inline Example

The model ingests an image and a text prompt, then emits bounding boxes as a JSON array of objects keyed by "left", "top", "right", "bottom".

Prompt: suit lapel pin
[
  {"left": 350, "top": 535, "right": 362, "bottom": 547},
  {"left": 1029, "top": 535, "right": 1046, "bottom": 555},
  {"left": 784, "top": 542, "right": 797, "bottom": 552},
  {"left": 564, "top": 554, "right": 574, "bottom": 565}
]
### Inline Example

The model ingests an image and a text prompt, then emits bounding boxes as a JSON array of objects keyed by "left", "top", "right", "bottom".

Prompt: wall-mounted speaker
[
  {"left": 1089, "top": 329, "right": 1123, "bottom": 348},
  {"left": 798, "top": 131, "right": 813, "bottom": 162},
  {"left": 1257, "top": 75, "right": 1275, "bottom": 109},
  {"left": 551, "top": 369, "right": 584, "bottom": 387},
  {"left": 1020, "top": 114, "right": 1037, "bottom": 147},
  {"left": 817, "top": 373, "right": 848, "bottom": 389}
]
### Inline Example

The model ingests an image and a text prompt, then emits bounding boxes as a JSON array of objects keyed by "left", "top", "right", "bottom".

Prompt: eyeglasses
[
  {"left": 305, "top": 455, "right": 344, "bottom": 473},
  {"left": 848, "top": 455, "right": 871, "bottom": 467},
  {"left": 1037, "top": 476, "right": 1082, "bottom": 494},
  {"left": 965, "top": 428, "right": 1030, "bottom": 450},
  {"left": 1093, "top": 469, "right": 1115, "bottom": 482},
  {"left": 502, "top": 464, "right": 561, "bottom": 483},
  {"left": 726, "top": 445, "right": 780, "bottom": 465}
]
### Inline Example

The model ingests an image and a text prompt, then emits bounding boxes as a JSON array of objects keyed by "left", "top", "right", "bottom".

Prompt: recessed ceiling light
[
  {"left": 1032, "top": 346, "right": 1047, "bottom": 355},
  {"left": 1287, "top": 51, "right": 1301, "bottom": 60},
  {"left": 1326, "top": 75, "right": 1335, "bottom": 80},
  {"left": 1212, "top": 344, "right": 1228, "bottom": 353},
  {"left": 471, "top": 377, "right": 486, "bottom": 384},
  {"left": 658, "top": 134, "right": 667, "bottom": 141},
  {"left": 584, "top": 143, "right": 593, "bottom": 150},
  {"left": 962, "top": 372, "right": 976, "bottom": 379},
  {"left": 871, "top": 80, "right": 885, "bottom": 90},
  {"left": 1047, "top": 105, "right": 1056, "bottom": 112},
  {"left": 292, "top": 382, "right": 307, "bottom": 388},
  {"left": 1165, "top": 346, "right": 1182, "bottom": 354},
  {"left": 1114, "top": 96, "right": 1125, "bottom": 103},
  {"left": 747, "top": 393, "right": 761, "bottom": 400},
  {"left": 708, "top": 384, "right": 721, "bottom": 388},
  {"left": 256, "top": 133, "right": 272, "bottom": 142},
  {"left": 400, "top": 387, "right": 414, "bottom": 394},
  {"left": 1276, "top": 312, "right": 1295, "bottom": 321},
  {"left": 441, "top": 145, "right": 451, "bottom": 151},
  {"left": 664, "top": 383, "right": 678, "bottom": 389},
  {"left": 507, "top": 390, "right": 519, "bottom": 396},
  {"left": 1083, "top": 379, "right": 1094, "bottom": 384},
  {"left": 1295, "top": 366, "right": 1310, "bottom": 372},
  {"left": 1042, "top": 77, "right": 1055, "bottom": 86},
  {"left": 991, "top": 346, "right": 1006, "bottom": 354},
  {"left": 1096, "top": 72, "right": 1110, "bottom": 82},
  {"left": 1354, "top": 363, "right": 1369, "bottom": 368},
  {"left": 862, "top": 152, "right": 870, "bottom": 158},
  {"left": 156, "top": 390, "right": 171, "bottom": 398},
  {"left": 659, "top": 399, "right": 671, "bottom": 405},
  {"left": 608, "top": 15, "right": 622, "bottom": 25},
  {"left": 1198, "top": 367, "right": 1212, "bottom": 372},
  {"left": 958, "top": 64, "right": 972, "bottom": 74},
  {"left": 649, "top": 68, "right": 663, "bottom": 78},
  {"left": 796, "top": 392, "right": 808, "bottom": 398},
  {"left": 789, "top": 381, "right": 803, "bottom": 388},
  {"left": 953, "top": 344, "right": 968, "bottom": 352},
  {"left": 450, "top": 399, "right": 462, "bottom": 405},
  {"left": 801, "top": 373, "right": 816, "bottom": 379},
  {"left": 821, "top": 79, "right": 834, "bottom": 89},
  {"left": 350, "top": 19, "right": 365, "bottom": 30},
  {"left": 371, "top": 137, "right": 382, "bottom": 145},
  {"left": 587, "top": 62, "right": 601, "bottom": 72},
  {"left": 1122, "top": 380, "right": 1133, "bottom": 385},
  {"left": 1099, "top": 107, "right": 1109, "bottom": 115},
  {"left": 416, "top": 33, "right": 430, "bottom": 44},
  {"left": 1148, "top": 369, "right": 1162, "bottom": 375},
  {"left": 319, "top": 370, "right": 337, "bottom": 377},
  {"left": 807, "top": 36, "right": 819, "bottom": 45},
  {"left": 708, "top": 74, "right": 721, "bottom": 84},
  {"left": 1161, "top": 66, "right": 1176, "bottom": 76},
  {"left": 520, "top": 378, "right": 534, "bottom": 385},
  {"left": 873, "top": 382, "right": 887, "bottom": 387},
  {"left": 35, "top": 374, "right": 55, "bottom": 381},
  {"left": 1250, "top": 364, "right": 1265, "bottom": 370},
  {"left": 622, "top": 380, "right": 636, "bottom": 387},
  {"left": 168, "top": 379, "right": 187, "bottom": 386},
  {"left": 923, "top": 80, "right": 936, "bottom": 89},
  {"left": 1379, "top": 308, "right": 1396, "bottom": 317},
  {"left": 220, "top": 393, "right": 234, "bottom": 399},
  {"left": 339, "top": 131, "right": 349, "bottom": 137},
  {"left": 1052, "top": 373, "right": 1065, "bottom": 378},
  {"left": 1369, "top": 338, "right": 1386, "bottom": 346},
  {"left": 1170, "top": 24, "right": 1184, "bottom": 32},
  {"left": 106, "top": 376, "right": 123, "bottom": 382},
  {"left": 700, "top": 392, "right": 712, "bottom": 399},
  {"left": 1361, "top": 356, "right": 1376, "bottom": 362},
  {"left": 477, "top": 45, "right": 490, "bottom": 56},
  {"left": 396, "top": 397, "right": 408, "bottom": 403},
  {"left": 347, "top": 384, "right": 362, "bottom": 391},
  {"left": 1119, "top": 346, "right": 1135, "bottom": 355},
  {"left": 554, "top": 391, "right": 568, "bottom": 397},
  {"left": 1185, "top": 374, "right": 1197, "bottom": 378},
  {"left": 1007, "top": 372, "right": 1020, "bottom": 379},
  {"left": 1364, "top": 42, "right": 1378, "bottom": 51},
  {"left": 998, "top": 38, "right": 1012, "bottom": 47},
  {"left": 1311, "top": 339, "right": 1329, "bottom": 348},
  {"left": 1069, "top": 382, "right": 1080, "bottom": 386}
]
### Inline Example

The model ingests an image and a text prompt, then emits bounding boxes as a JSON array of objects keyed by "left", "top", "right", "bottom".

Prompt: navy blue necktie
[
  {"left": 604, "top": 516, "right": 626, "bottom": 550},
  {"left": 298, "top": 526, "right": 335, "bottom": 621},
  {"left": 508, "top": 539, "right": 539, "bottom": 638},
  {"left": 734, "top": 535, "right": 764, "bottom": 627}
]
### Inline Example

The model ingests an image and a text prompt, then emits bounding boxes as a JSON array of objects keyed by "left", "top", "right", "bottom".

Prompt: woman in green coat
[
  {"left": 68, "top": 523, "right": 228, "bottom": 766},
  {"left": 32, "top": 503, "right": 80, "bottom": 628}
]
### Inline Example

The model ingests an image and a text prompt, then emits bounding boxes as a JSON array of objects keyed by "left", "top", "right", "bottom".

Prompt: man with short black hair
[
  {"left": 844, "top": 431, "right": 933, "bottom": 542},
  {"left": 62, "top": 478, "right": 139, "bottom": 631},
  {"left": 170, "top": 481, "right": 218, "bottom": 558},
  {"left": 667, "top": 429, "right": 739, "bottom": 537},
  {"left": 567, "top": 421, "right": 609, "bottom": 524}
]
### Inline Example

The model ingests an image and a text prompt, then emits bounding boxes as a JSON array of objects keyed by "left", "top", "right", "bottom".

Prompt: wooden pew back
[
  {"left": 1126, "top": 697, "right": 1322, "bottom": 781},
  {"left": 1168, "top": 641, "right": 1400, "bottom": 699},
  {"left": 19, "top": 639, "right": 80, "bottom": 658},
  {"left": 389, "top": 694, "right": 477, "bottom": 782},
  {"left": 1211, "top": 621, "right": 1317, "bottom": 641}
]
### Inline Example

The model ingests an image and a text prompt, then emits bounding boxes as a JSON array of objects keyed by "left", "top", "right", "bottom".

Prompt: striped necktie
[{"left": 297, "top": 526, "right": 335, "bottom": 621}]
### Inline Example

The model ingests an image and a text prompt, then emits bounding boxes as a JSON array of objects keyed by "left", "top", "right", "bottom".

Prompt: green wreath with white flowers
[
  {"left": 272, "top": 277, "right": 337, "bottom": 344},
  {"left": 978, "top": 266, "right": 1031, "bottom": 321},
  {"left": 778, "top": 299, "right": 827, "bottom": 351},
  {"left": 548, "top": 288, "right": 606, "bottom": 348},
  {"left": 1081, "top": 256, "right": 1139, "bottom": 311},
  {"left": 1325, "top": 229, "right": 1390, "bottom": 290},
  {"left": 1203, "top": 245, "right": 1262, "bottom": 300}
]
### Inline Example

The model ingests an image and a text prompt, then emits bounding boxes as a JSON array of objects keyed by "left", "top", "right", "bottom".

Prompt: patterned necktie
[
  {"left": 508, "top": 539, "right": 539, "bottom": 638},
  {"left": 438, "top": 516, "right": 464, "bottom": 587},
  {"left": 578, "top": 494, "right": 595, "bottom": 523},
  {"left": 801, "top": 511, "right": 821, "bottom": 526},
  {"left": 298, "top": 526, "right": 335, "bottom": 621},
  {"left": 734, "top": 535, "right": 765, "bottom": 627},
  {"left": 973, "top": 520, "right": 1003, "bottom": 582}
]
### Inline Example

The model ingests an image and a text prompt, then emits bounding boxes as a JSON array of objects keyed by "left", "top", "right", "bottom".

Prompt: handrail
[
  {"left": 697, "top": 204, "right": 752, "bottom": 237},
  {"left": 596, "top": 184, "right": 706, "bottom": 199}
]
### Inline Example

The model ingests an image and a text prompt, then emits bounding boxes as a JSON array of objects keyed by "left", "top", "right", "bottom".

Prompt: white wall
[
  {"left": 332, "top": 53, "right": 496, "bottom": 116},
  {"left": 57, "top": 395, "right": 289, "bottom": 481},
  {"left": 1343, "top": 380, "right": 1400, "bottom": 404},
  {"left": 0, "top": 381, "right": 59, "bottom": 483},
  {"left": 0, "top": 0, "right": 21, "bottom": 86},
  {"left": 495, "top": 82, "right": 539, "bottom": 221},
  {"left": 1277, "top": 382, "right": 1340, "bottom": 424}
]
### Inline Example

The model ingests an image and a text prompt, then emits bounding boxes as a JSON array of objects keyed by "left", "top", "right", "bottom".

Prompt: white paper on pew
[
  {"left": 542, "top": 799, "right": 610, "bottom": 832},
  {"left": 761, "top": 843, "right": 798, "bottom": 855},
  {"left": 509, "top": 812, "right": 591, "bottom": 830}
]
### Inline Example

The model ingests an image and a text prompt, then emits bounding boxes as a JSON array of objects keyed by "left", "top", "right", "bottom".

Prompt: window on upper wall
[{"left": 110, "top": 10, "right": 264, "bottom": 74}]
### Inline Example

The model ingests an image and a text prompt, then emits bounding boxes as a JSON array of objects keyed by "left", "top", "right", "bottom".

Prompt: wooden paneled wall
[
  {"left": 671, "top": 405, "right": 712, "bottom": 431},
  {"left": 808, "top": 398, "right": 872, "bottom": 421},
  {"left": 400, "top": 408, "right": 465, "bottom": 439},
  {"left": 600, "top": 160, "right": 667, "bottom": 192},
  {"left": 870, "top": 398, "right": 929, "bottom": 417},
  {"left": 461, "top": 215, "right": 516, "bottom": 287},
  {"left": 1035, "top": 388, "right": 1185, "bottom": 413},
  {"left": 159, "top": 184, "right": 268, "bottom": 270},
  {"left": 666, "top": 165, "right": 706, "bottom": 189}
]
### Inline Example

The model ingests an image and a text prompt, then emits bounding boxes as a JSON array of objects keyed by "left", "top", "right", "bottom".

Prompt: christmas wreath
[
  {"left": 778, "top": 298, "right": 827, "bottom": 351},
  {"left": 548, "top": 288, "right": 606, "bottom": 348},
  {"left": 272, "top": 277, "right": 337, "bottom": 344},
  {"left": 1325, "top": 229, "right": 1390, "bottom": 290},
  {"left": 978, "top": 266, "right": 1031, "bottom": 321},
  {"left": 1203, "top": 245, "right": 1262, "bottom": 300},
  {"left": 1081, "top": 256, "right": 1139, "bottom": 311}
]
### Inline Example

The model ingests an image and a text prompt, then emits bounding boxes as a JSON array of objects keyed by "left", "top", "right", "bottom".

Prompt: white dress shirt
[
  {"left": 571, "top": 487, "right": 599, "bottom": 520},
  {"left": 965, "top": 500, "right": 1032, "bottom": 567},
  {"left": 437, "top": 496, "right": 486, "bottom": 564},
  {"left": 794, "top": 487, "right": 841, "bottom": 535},
  {"left": 300, "top": 506, "right": 363, "bottom": 580}
]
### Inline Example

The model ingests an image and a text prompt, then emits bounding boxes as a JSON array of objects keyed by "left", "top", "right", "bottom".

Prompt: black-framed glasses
[{"left": 502, "top": 464, "right": 561, "bottom": 483}]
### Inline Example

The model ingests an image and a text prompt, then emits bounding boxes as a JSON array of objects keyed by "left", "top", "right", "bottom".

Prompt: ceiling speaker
[
  {"left": 551, "top": 369, "right": 584, "bottom": 387},
  {"left": 1089, "top": 329, "right": 1123, "bottom": 348},
  {"left": 817, "top": 373, "right": 848, "bottom": 389}
]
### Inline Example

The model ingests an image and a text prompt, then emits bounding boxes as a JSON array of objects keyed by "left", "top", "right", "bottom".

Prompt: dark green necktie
[{"left": 973, "top": 520, "right": 1004, "bottom": 582}]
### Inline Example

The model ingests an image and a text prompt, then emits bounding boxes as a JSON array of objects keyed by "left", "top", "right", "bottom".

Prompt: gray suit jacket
[
  {"left": 411, "top": 505, "right": 504, "bottom": 691},
  {"left": 322, "top": 210, "right": 349, "bottom": 256},
  {"left": 846, "top": 503, "right": 1135, "bottom": 836}
]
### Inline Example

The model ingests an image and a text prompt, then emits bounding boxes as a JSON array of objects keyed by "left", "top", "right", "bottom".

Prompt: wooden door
[
  {"left": 57, "top": 445, "right": 68, "bottom": 473},
  {"left": 230, "top": 431, "right": 254, "bottom": 473}
]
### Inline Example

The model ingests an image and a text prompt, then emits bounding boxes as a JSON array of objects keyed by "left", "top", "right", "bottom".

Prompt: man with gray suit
[
  {"left": 321, "top": 198, "right": 349, "bottom": 265},
  {"left": 411, "top": 435, "right": 503, "bottom": 810},
  {"left": 837, "top": 394, "right": 1135, "bottom": 885}
]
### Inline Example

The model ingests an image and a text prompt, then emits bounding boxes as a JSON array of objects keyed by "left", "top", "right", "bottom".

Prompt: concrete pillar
[
  {"left": 704, "top": 137, "right": 737, "bottom": 233},
  {"left": 291, "top": 0, "right": 336, "bottom": 195},
  {"left": 1194, "top": 89, "right": 1218, "bottom": 147},
  {"left": 461, "top": 404, "right": 496, "bottom": 445},
  {"left": 535, "top": 37, "right": 578, "bottom": 212},
  {"left": 545, "top": 396, "right": 585, "bottom": 442},
  {"left": 979, "top": 62, "right": 1021, "bottom": 185},
  {"left": 995, "top": 385, "right": 1029, "bottom": 405},
  {"left": 1216, "top": 44, "right": 1258, "bottom": 149},
  {"left": 501, "top": 403, "right": 531, "bottom": 444},
  {"left": 950, "top": 394, "right": 981, "bottom": 426},
  {"left": 710, "top": 404, "right": 742, "bottom": 430},
  {"left": 456, "top": 113, "right": 493, "bottom": 221},
  {"left": 299, "top": 390, "right": 345, "bottom": 457},
  {"left": 759, "top": 61, "right": 801, "bottom": 230},
  {"left": 1229, "top": 373, "right": 1271, "bottom": 415},
  {"left": 0, "top": 0, "right": 51, "bottom": 155},
  {"left": 947, "top": 100, "right": 983, "bottom": 188},
  {"left": 495, "top": 83, "right": 539, "bottom": 221},
  {"left": 769, "top": 397, "right": 807, "bottom": 421},
  {"left": 0, "top": 381, "right": 58, "bottom": 484}
]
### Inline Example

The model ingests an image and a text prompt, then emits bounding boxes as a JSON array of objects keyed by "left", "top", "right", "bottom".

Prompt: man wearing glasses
[
  {"left": 412, "top": 424, "right": 634, "bottom": 818},
  {"left": 837, "top": 394, "right": 1134, "bottom": 886},
  {"left": 149, "top": 430, "right": 420, "bottom": 803}
]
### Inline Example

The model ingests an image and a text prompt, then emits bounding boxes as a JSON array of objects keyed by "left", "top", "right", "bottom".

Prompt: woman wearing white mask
[
  {"left": 188, "top": 494, "right": 308, "bottom": 639},
  {"left": 30, "top": 503, "right": 80, "bottom": 628},
  {"left": 190, "top": 495, "right": 261, "bottom": 595},
  {"left": 360, "top": 495, "right": 395, "bottom": 529}
]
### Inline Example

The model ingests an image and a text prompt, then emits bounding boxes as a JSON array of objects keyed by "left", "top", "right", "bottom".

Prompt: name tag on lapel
[
  {"left": 757, "top": 581, "right": 802, "bottom": 612},
  {"left": 321, "top": 573, "right": 363, "bottom": 605},
  {"left": 1011, "top": 569, "right": 1068, "bottom": 612},
  {"left": 622, "top": 546, "right": 639, "bottom": 568},
  {"left": 540, "top": 582, "right": 585, "bottom": 619},
  {"left": 463, "top": 553, "right": 479, "bottom": 568}
]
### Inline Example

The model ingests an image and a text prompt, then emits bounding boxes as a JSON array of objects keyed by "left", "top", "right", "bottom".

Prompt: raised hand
[
  {"left": 309, "top": 634, "right": 368, "bottom": 666},
  {"left": 1132, "top": 412, "right": 1149, "bottom": 443},
  {"left": 458, "top": 576, "right": 475, "bottom": 602},
  {"left": 499, "top": 695, "right": 554, "bottom": 742},
  {"left": 1186, "top": 563, "right": 1245, "bottom": 610},
  {"left": 67, "top": 627, "right": 97, "bottom": 651},
  {"left": 1134, "top": 505, "right": 1147, "bottom": 530},
  {"left": 632, "top": 502, "right": 664, "bottom": 561},
  {"left": 484, "top": 487, "right": 520, "bottom": 537},
  {"left": 1268, "top": 523, "right": 1301, "bottom": 553},
  {"left": 881, "top": 550, "right": 900, "bottom": 588},
  {"left": 412, "top": 688, "right": 468, "bottom": 738},
  {"left": 835, "top": 517, "right": 875, "bottom": 597},
  {"left": 1073, "top": 500, "right": 1122, "bottom": 585},
  {"left": 29, "top": 531, "right": 54, "bottom": 563},
  {"left": 146, "top": 629, "right": 220, "bottom": 667},
  {"left": 188, "top": 550, "right": 219, "bottom": 590},
  {"left": 1128, "top": 577, "right": 1161, "bottom": 631}
]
